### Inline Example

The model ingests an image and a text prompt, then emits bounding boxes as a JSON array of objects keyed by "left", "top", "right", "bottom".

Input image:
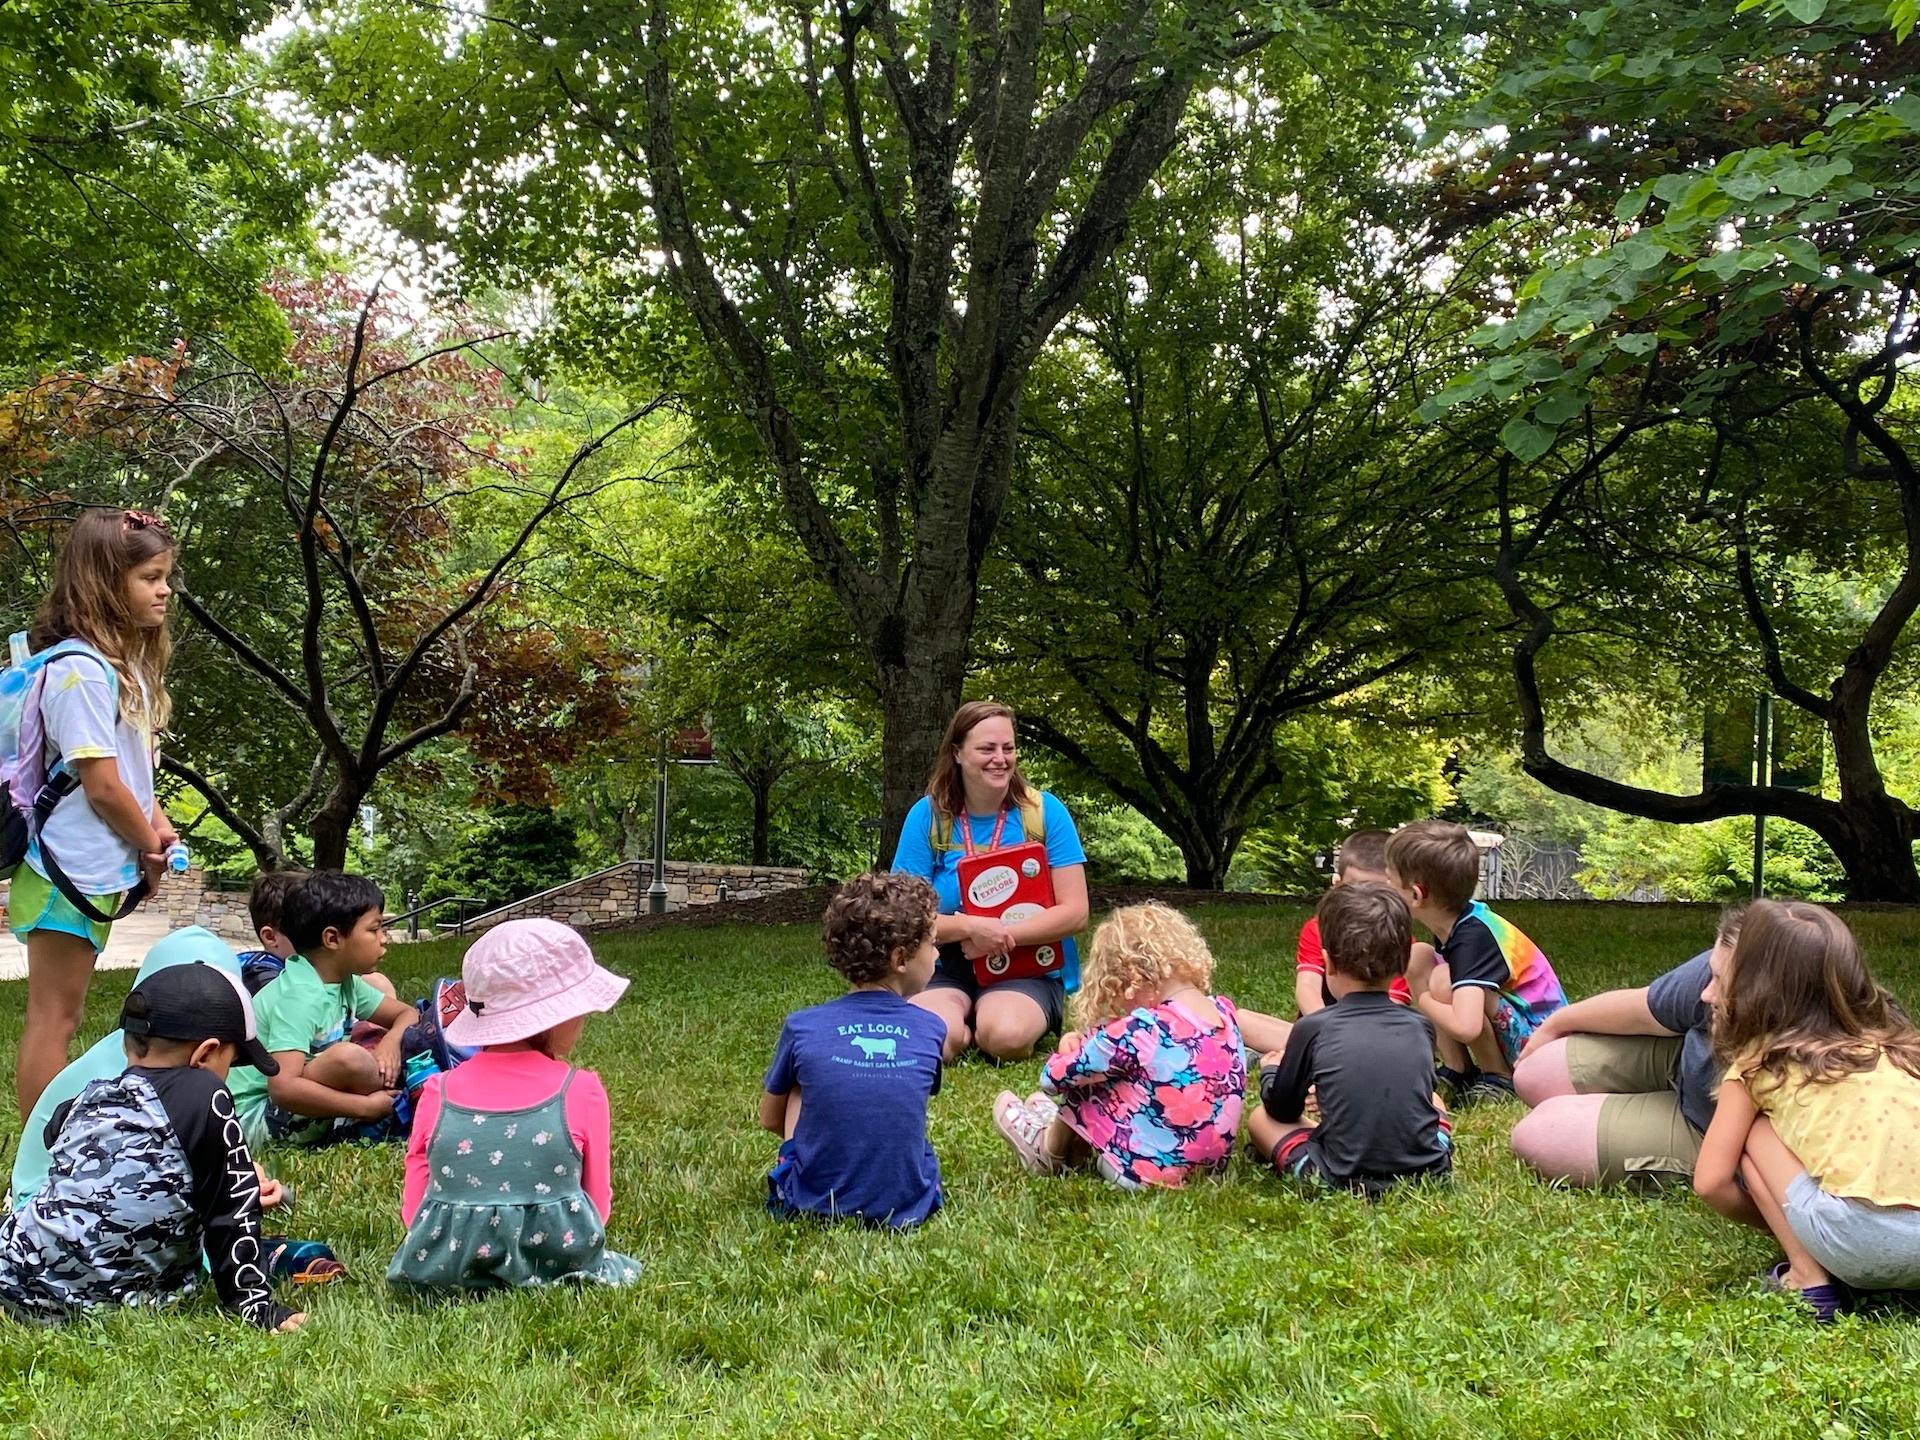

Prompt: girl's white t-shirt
[{"left": 27, "top": 657, "right": 155, "bottom": 896}]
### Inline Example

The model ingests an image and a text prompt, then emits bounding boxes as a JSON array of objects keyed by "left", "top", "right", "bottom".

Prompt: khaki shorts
[{"left": 1565, "top": 1033, "right": 1702, "bottom": 1189}]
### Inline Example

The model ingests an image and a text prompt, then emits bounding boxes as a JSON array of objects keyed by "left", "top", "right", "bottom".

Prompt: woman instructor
[{"left": 890, "top": 701, "right": 1089, "bottom": 1062}]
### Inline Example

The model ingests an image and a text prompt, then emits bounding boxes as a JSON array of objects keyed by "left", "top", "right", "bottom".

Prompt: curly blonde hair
[{"left": 1073, "top": 902, "right": 1214, "bottom": 1030}]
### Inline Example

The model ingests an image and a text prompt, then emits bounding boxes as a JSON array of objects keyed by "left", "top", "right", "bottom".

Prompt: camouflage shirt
[{"left": 0, "top": 1066, "right": 294, "bottom": 1330}]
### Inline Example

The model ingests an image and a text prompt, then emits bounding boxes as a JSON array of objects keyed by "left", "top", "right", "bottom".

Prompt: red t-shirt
[{"left": 1296, "top": 916, "right": 1413, "bottom": 1007}]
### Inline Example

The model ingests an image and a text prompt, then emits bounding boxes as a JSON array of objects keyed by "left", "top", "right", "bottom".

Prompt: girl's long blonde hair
[
  {"left": 1713, "top": 899, "right": 1920, "bottom": 1093},
  {"left": 28, "top": 509, "right": 175, "bottom": 731},
  {"left": 1073, "top": 902, "right": 1214, "bottom": 1030}
]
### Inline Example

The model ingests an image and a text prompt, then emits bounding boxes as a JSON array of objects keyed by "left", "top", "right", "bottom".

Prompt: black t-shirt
[
  {"left": 48, "top": 1065, "right": 292, "bottom": 1330},
  {"left": 1262, "top": 991, "right": 1451, "bottom": 1189},
  {"left": 1646, "top": 950, "right": 1716, "bottom": 1133}
]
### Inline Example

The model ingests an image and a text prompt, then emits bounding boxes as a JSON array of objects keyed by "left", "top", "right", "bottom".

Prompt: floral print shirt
[{"left": 1042, "top": 995, "right": 1245, "bottom": 1189}]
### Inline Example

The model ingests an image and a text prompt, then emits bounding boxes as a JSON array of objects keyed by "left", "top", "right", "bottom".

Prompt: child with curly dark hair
[{"left": 758, "top": 871, "right": 945, "bottom": 1229}]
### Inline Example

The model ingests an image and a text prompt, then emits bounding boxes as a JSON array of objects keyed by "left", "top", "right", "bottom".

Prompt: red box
[{"left": 956, "top": 841, "right": 1061, "bottom": 986}]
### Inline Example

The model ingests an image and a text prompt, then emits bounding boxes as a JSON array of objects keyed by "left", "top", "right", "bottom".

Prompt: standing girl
[
  {"left": 9, "top": 509, "right": 178, "bottom": 1119},
  {"left": 993, "top": 903, "right": 1246, "bottom": 1189},
  {"left": 389, "top": 918, "right": 641, "bottom": 1291},
  {"left": 889, "top": 701, "right": 1089, "bottom": 1062},
  {"left": 1693, "top": 900, "right": 1920, "bottom": 1321}
]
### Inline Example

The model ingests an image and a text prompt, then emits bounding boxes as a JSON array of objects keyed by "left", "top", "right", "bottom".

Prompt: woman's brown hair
[
  {"left": 28, "top": 508, "right": 175, "bottom": 730},
  {"left": 923, "top": 700, "right": 1036, "bottom": 820},
  {"left": 1713, "top": 899, "right": 1920, "bottom": 1092}
]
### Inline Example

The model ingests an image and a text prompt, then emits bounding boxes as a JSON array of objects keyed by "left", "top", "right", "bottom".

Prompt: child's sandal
[
  {"left": 993, "top": 1091, "right": 1065, "bottom": 1176},
  {"left": 1763, "top": 1260, "right": 1847, "bottom": 1323}
]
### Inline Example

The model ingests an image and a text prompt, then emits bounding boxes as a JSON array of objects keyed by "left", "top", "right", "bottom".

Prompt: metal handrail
[{"left": 385, "top": 895, "right": 492, "bottom": 940}]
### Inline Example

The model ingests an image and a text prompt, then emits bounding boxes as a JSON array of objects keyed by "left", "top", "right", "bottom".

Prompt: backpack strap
[
  {"left": 929, "top": 794, "right": 1047, "bottom": 853},
  {"left": 1019, "top": 794, "right": 1046, "bottom": 846}
]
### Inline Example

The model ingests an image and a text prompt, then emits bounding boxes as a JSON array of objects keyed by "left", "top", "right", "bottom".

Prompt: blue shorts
[{"left": 765, "top": 1138, "right": 804, "bottom": 1219}]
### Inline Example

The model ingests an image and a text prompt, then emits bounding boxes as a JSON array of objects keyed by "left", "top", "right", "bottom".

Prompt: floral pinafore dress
[{"left": 387, "top": 1069, "right": 641, "bottom": 1290}]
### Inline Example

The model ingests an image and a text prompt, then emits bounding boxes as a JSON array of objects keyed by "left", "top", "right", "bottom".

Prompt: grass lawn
[{"left": 3, "top": 901, "right": 1919, "bottom": 1439}]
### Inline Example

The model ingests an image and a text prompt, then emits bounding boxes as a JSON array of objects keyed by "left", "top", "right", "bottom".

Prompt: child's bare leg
[
  {"left": 306, "top": 1041, "right": 384, "bottom": 1096},
  {"left": 366, "top": 972, "right": 399, "bottom": 1003},
  {"left": 1741, "top": 1117, "right": 1831, "bottom": 1289},
  {"left": 911, "top": 988, "right": 972, "bottom": 1062},
  {"left": 1236, "top": 1009, "right": 1292, "bottom": 1055},
  {"left": 1467, "top": 994, "right": 1512, "bottom": 1076},
  {"left": 1247, "top": 1108, "right": 1312, "bottom": 1163},
  {"left": 1044, "top": 1116, "right": 1092, "bottom": 1168},
  {"left": 19, "top": 931, "right": 96, "bottom": 1119}
]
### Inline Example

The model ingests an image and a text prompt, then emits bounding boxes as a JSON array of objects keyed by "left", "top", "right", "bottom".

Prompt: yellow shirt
[{"left": 1739, "top": 1054, "right": 1920, "bottom": 1208}]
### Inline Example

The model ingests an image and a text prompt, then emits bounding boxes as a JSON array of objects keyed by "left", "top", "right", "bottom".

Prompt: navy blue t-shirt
[
  {"left": 1647, "top": 950, "right": 1716, "bottom": 1133},
  {"left": 763, "top": 990, "right": 946, "bottom": 1229}
]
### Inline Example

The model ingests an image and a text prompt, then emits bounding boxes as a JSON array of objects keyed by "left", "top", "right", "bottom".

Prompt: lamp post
[{"left": 648, "top": 733, "right": 669, "bottom": 915}]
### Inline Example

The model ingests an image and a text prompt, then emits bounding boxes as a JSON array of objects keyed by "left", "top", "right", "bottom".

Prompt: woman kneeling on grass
[{"left": 1693, "top": 900, "right": 1920, "bottom": 1322}]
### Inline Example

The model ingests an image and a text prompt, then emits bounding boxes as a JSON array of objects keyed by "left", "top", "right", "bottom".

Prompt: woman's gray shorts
[{"left": 1785, "top": 1172, "right": 1920, "bottom": 1290}]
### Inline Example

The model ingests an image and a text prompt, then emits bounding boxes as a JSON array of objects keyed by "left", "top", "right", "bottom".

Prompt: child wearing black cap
[{"left": 0, "top": 963, "right": 306, "bottom": 1331}]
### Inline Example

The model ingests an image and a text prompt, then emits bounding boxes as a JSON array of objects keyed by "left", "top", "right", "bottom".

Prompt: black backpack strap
[{"left": 36, "top": 839, "right": 149, "bottom": 924}]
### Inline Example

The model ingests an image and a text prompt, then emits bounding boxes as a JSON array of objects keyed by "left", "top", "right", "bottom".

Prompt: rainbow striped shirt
[{"left": 1437, "top": 901, "right": 1566, "bottom": 1022}]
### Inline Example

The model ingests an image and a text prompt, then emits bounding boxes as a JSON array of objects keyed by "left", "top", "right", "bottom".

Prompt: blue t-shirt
[
  {"left": 889, "top": 792, "right": 1087, "bottom": 988},
  {"left": 763, "top": 990, "right": 946, "bottom": 1229},
  {"left": 1647, "top": 950, "right": 1716, "bottom": 1134}
]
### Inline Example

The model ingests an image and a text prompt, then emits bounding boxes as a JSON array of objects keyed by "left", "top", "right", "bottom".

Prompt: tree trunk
[
  {"left": 750, "top": 774, "right": 773, "bottom": 867},
  {"left": 1168, "top": 800, "right": 1243, "bottom": 891},
  {"left": 875, "top": 629, "right": 970, "bottom": 865},
  {"left": 307, "top": 787, "right": 364, "bottom": 871}
]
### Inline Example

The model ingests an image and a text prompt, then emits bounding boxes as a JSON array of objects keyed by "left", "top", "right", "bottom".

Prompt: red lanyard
[{"left": 958, "top": 805, "right": 1011, "bottom": 858}]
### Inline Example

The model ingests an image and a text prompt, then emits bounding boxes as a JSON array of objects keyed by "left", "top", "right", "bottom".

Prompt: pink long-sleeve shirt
[{"left": 401, "top": 1049, "right": 614, "bottom": 1225}]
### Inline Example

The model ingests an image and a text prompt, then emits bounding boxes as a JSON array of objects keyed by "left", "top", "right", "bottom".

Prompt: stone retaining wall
[
  {"left": 459, "top": 861, "right": 810, "bottom": 933},
  {"left": 147, "top": 859, "right": 810, "bottom": 942},
  {"left": 157, "top": 873, "right": 256, "bottom": 942}
]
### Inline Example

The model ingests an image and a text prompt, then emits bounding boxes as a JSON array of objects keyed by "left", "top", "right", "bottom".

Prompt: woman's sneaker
[{"left": 994, "top": 1090, "right": 1065, "bottom": 1175}]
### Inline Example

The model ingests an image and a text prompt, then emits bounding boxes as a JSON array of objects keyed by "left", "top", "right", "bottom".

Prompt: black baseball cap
[{"left": 121, "top": 962, "right": 280, "bottom": 1075}]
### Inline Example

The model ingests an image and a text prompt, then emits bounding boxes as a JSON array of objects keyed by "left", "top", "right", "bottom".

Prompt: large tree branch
[{"left": 159, "top": 751, "right": 275, "bottom": 869}]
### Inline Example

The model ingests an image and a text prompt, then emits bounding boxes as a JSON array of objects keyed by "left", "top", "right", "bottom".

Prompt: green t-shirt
[{"left": 227, "top": 955, "right": 388, "bottom": 1124}]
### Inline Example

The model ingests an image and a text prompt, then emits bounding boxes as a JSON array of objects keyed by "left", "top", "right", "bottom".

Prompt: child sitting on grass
[
  {"left": 227, "top": 870, "right": 416, "bottom": 1150},
  {"left": 1294, "top": 829, "right": 1418, "bottom": 1015},
  {"left": 389, "top": 918, "right": 639, "bottom": 1290},
  {"left": 1251, "top": 883, "right": 1452, "bottom": 1196},
  {"left": 760, "top": 872, "right": 946, "bottom": 1229},
  {"left": 994, "top": 903, "right": 1245, "bottom": 1189},
  {"left": 0, "top": 962, "right": 304, "bottom": 1331},
  {"left": 1388, "top": 820, "right": 1566, "bottom": 1103},
  {"left": 237, "top": 866, "right": 398, "bottom": 1003},
  {"left": 1693, "top": 900, "right": 1920, "bottom": 1322}
]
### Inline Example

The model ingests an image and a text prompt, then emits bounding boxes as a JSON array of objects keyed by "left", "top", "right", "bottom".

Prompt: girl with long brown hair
[
  {"left": 1693, "top": 899, "right": 1920, "bottom": 1321},
  {"left": 8, "top": 509, "right": 181, "bottom": 1118},
  {"left": 888, "top": 701, "right": 1089, "bottom": 1062}
]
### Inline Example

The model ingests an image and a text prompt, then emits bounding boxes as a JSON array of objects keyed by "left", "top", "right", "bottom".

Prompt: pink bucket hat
[{"left": 444, "top": 918, "right": 629, "bottom": 1047}]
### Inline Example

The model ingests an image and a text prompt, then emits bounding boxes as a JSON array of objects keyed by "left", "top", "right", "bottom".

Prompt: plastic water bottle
[
  {"left": 165, "top": 841, "right": 190, "bottom": 874},
  {"left": 402, "top": 1050, "right": 441, "bottom": 1095}
]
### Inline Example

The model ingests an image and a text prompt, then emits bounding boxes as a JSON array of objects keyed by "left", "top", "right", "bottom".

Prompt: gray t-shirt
[{"left": 1646, "top": 950, "right": 1715, "bottom": 1133}]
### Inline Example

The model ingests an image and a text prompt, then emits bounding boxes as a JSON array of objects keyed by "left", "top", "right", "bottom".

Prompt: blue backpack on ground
[{"left": 0, "top": 632, "right": 147, "bottom": 923}]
